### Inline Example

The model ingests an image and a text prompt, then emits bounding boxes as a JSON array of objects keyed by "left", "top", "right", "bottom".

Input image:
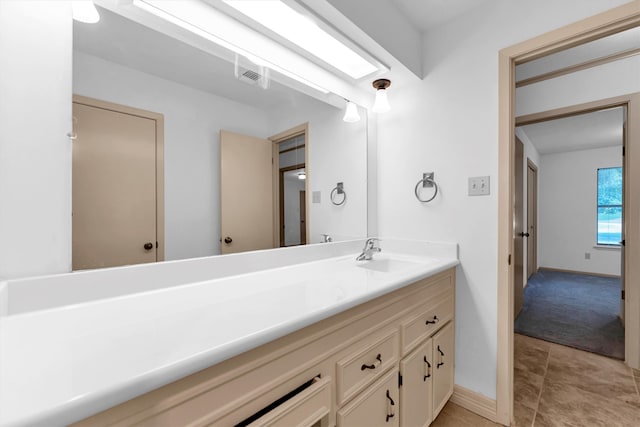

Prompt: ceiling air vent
[{"left": 235, "top": 54, "right": 270, "bottom": 89}]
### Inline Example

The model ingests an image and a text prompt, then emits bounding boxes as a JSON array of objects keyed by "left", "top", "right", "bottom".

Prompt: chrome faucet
[{"left": 356, "top": 238, "right": 381, "bottom": 261}]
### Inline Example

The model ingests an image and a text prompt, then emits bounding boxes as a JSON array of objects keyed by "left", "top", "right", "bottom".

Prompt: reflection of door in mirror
[
  {"left": 277, "top": 135, "right": 306, "bottom": 247},
  {"left": 220, "top": 130, "right": 274, "bottom": 254},
  {"left": 72, "top": 96, "right": 164, "bottom": 270}
]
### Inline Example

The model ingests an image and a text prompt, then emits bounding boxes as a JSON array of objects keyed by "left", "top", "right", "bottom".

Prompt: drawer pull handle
[
  {"left": 386, "top": 389, "right": 395, "bottom": 422},
  {"left": 426, "top": 315, "right": 439, "bottom": 325},
  {"left": 437, "top": 345, "right": 445, "bottom": 368},
  {"left": 361, "top": 353, "right": 382, "bottom": 370},
  {"left": 423, "top": 356, "right": 431, "bottom": 381}
]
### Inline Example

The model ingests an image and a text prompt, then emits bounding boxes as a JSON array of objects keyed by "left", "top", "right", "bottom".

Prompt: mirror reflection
[{"left": 72, "top": 5, "right": 368, "bottom": 269}]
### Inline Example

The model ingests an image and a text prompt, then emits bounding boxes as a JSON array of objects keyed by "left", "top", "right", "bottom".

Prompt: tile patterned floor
[{"left": 431, "top": 334, "right": 640, "bottom": 426}]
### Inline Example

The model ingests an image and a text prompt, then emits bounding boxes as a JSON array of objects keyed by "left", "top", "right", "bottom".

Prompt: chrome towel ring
[
  {"left": 331, "top": 182, "right": 347, "bottom": 206},
  {"left": 415, "top": 172, "right": 438, "bottom": 203}
]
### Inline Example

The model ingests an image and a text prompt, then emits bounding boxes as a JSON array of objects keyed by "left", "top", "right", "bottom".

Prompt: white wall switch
[
  {"left": 312, "top": 191, "right": 321, "bottom": 203},
  {"left": 468, "top": 176, "right": 490, "bottom": 196}
]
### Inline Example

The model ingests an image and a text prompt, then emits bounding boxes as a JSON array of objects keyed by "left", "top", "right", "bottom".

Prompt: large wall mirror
[{"left": 72, "top": 2, "right": 369, "bottom": 269}]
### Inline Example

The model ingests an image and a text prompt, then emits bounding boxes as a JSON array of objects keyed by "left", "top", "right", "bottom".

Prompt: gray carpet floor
[{"left": 514, "top": 269, "right": 624, "bottom": 359}]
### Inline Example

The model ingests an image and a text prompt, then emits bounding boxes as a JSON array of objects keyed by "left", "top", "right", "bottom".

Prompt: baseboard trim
[
  {"left": 450, "top": 384, "right": 498, "bottom": 423},
  {"left": 538, "top": 266, "right": 621, "bottom": 279}
]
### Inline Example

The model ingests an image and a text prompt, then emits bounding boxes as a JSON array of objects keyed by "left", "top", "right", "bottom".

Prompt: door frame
[
  {"left": 278, "top": 163, "right": 306, "bottom": 246},
  {"left": 496, "top": 2, "right": 640, "bottom": 424},
  {"left": 72, "top": 95, "right": 165, "bottom": 262},
  {"left": 270, "top": 123, "right": 309, "bottom": 248},
  {"left": 526, "top": 158, "right": 538, "bottom": 279}
]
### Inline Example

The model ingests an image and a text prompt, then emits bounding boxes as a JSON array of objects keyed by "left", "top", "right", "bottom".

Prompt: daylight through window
[{"left": 596, "top": 167, "right": 622, "bottom": 245}]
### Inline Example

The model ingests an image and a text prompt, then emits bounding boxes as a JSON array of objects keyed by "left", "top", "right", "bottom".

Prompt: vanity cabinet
[{"left": 72, "top": 268, "right": 455, "bottom": 427}]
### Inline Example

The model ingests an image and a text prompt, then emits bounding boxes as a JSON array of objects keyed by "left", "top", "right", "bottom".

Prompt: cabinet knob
[
  {"left": 361, "top": 353, "right": 382, "bottom": 370},
  {"left": 224, "top": 237, "right": 233, "bottom": 244},
  {"left": 143, "top": 242, "right": 153, "bottom": 250},
  {"left": 423, "top": 356, "right": 432, "bottom": 381},
  {"left": 437, "top": 345, "right": 445, "bottom": 368},
  {"left": 426, "top": 315, "right": 439, "bottom": 325},
  {"left": 385, "top": 389, "right": 395, "bottom": 422}
]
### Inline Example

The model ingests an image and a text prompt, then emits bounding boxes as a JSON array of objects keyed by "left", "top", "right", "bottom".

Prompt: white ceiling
[
  {"left": 517, "top": 107, "right": 625, "bottom": 155},
  {"left": 388, "top": 0, "right": 493, "bottom": 32}
]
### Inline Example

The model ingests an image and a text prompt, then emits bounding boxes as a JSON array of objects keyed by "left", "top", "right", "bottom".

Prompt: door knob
[
  {"left": 519, "top": 232, "right": 530, "bottom": 237},
  {"left": 224, "top": 237, "right": 233, "bottom": 244},
  {"left": 143, "top": 242, "right": 153, "bottom": 250}
]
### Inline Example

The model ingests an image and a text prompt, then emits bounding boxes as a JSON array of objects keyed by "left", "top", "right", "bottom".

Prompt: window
[{"left": 597, "top": 167, "right": 622, "bottom": 245}]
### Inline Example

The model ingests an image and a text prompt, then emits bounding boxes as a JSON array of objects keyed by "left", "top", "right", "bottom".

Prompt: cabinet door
[
  {"left": 432, "top": 321, "right": 454, "bottom": 419},
  {"left": 399, "top": 339, "right": 432, "bottom": 427},
  {"left": 337, "top": 368, "right": 399, "bottom": 427}
]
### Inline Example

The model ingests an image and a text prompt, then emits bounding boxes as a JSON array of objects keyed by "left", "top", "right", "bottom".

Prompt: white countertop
[{"left": 0, "top": 240, "right": 458, "bottom": 426}]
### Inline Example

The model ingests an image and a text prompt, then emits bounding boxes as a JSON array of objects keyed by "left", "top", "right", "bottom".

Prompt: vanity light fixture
[
  {"left": 72, "top": 0, "right": 100, "bottom": 24},
  {"left": 131, "top": 0, "right": 329, "bottom": 94},
  {"left": 223, "top": 0, "right": 379, "bottom": 79},
  {"left": 342, "top": 100, "right": 361, "bottom": 123},
  {"left": 372, "top": 79, "right": 391, "bottom": 113}
]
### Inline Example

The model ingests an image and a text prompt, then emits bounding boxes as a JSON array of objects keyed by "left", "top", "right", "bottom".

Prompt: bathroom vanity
[{"left": 0, "top": 240, "right": 458, "bottom": 426}]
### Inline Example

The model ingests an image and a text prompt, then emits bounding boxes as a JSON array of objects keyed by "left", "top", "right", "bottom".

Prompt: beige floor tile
[
  {"left": 515, "top": 335, "right": 549, "bottom": 377},
  {"left": 536, "top": 380, "right": 640, "bottom": 427},
  {"left": 513, "top": 400, "right": 536, "bottom": 427},
  {"left": 545, "top": 344, "right": 637, "bottom": 403},
  {"left": 430, "top": 402, "right": 501, "bottom": 427},
  {"left": 514, "top": 366, "right": 544, "bottom": 411}
]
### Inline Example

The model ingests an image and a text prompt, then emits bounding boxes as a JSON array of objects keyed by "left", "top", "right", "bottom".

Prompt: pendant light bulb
[
  {"left": 343, "top": 100, "right": 361, "bottom": 123},
  {"left": 372, "top": 79, "right": 391, "bottom": 113},
  {"left": 72, "top": 0, "right": 100, "bottom": 24}
]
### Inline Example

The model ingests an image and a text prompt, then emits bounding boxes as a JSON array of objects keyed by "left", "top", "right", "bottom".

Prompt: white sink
[{"left": 356, "top": 258, "right": 422, "bottom": 273}]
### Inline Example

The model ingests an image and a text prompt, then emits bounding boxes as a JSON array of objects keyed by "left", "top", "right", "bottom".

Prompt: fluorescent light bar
[
  {"left": 224, "top": 0, "right": 378, "bottom": 79},
  {"left": 132, "top": 0, "right": 329, "bottom": 93}
]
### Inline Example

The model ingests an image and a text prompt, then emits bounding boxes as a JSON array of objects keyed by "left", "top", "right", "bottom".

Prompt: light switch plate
[
  {"left": 468, "top": 176, "right": 490, "bottom": 196},
  {"left": 312, "top": 191, "right": 321, "bottom": 203}
]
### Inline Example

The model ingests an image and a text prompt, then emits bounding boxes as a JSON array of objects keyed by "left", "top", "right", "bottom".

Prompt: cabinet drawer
[
  {"left": 337, "top": 368, "right": 399, "bottom": 427},
  {"left": 401, "top": 294, "right": 453, "bottom": 354},
  {"left": 242, "top": 376, "right": 331, "bottom": 427},
  {"left": 336, "top": 329, "right": 399, "bottom": 405}
]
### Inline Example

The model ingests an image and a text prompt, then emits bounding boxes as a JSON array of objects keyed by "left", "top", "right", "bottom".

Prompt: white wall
[
  {"left": 0, "top": 1, "right": 72, "bottom": 279},
  {"left": 73, "top": 51, "right": 271, "bottom": 261},
  {"left": 539, "top": 146, "right": 622, "bottom": 275},
  {"left": 375, "top": 0, "right": 630, "bottom": 400},
  {"left": 516, "top": 55, "right": 640, "bottom": 116},
  {"left": 268, "top": 104, "right": 368, "bottom": 243}
]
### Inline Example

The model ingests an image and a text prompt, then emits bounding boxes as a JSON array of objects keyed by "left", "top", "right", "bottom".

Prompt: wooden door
[
  {"left": 72, "top": 100, "right": 159, "bottom": 270},
  {"left": 514, "top": 137, "right": 525, "bottom": 318},
  {"left": 220, "top": 130, "right": 274, "bottom": 254},
  {"left": 527, "top": 160, "right": 538, "bottom": 278},
  {"left": 432, "top": 322, "right": 454, "bottom": 420},
  {"left": 299, "top": 190, "right": 306, "bottom": 244},
  {"left": 399, "top": 339, "right": 432, "bottom": 427}
]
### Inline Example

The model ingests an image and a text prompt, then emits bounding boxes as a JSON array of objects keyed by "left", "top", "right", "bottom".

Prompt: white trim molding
[{"left": 450, "top": 384, "right": 498, "bottom": 423}]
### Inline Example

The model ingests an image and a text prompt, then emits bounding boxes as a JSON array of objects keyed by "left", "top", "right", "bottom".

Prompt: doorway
[
  {"left": 72, "top": 95, "right": 164, "bottom": 270},
  {"left": 270, "top": 123, "right": 309, "bottom": 248},
  {"left": 514, "top": 105, "right": 626, "bottom": 360},
  {"left": 497, "top": 4, "right": 640, "bottom": 424}
]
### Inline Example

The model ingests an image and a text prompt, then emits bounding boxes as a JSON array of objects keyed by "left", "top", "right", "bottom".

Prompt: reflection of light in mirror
[
  {"left": 343, "top": 100, "right": 360, "bottom": 123},
  {"left": 131, "top": 0, "right": 329, "bottom": 93},
  {"left": 224, "top": 0, "right": 379, "bottom": 79}
]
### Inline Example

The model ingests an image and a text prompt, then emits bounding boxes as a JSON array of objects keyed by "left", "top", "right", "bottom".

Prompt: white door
[{"left": 220, "top": 130, "right": 274, "bottom": 254}]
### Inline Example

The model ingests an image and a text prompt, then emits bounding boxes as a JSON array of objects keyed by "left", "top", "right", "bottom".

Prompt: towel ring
[
  {"left": 414, "top": 174, "right": 438, "bottom": 203},
  {"left": 331, "top": 182, "right": 347, "bottom": 206}
]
